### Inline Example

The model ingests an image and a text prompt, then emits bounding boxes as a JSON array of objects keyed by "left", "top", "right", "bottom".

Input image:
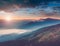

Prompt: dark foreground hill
[{"left": 0, "top": 24, "right": 60, "bottom": 46}]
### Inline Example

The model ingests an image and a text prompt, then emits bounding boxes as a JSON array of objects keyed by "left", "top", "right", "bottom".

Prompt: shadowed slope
[{"left": 0, "top": 24, "right": 60, "bottom": 46}]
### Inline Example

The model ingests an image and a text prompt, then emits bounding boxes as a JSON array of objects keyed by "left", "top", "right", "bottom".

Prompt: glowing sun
[{"left": 5, "top": 15, "right": 12, "bottom": 22}]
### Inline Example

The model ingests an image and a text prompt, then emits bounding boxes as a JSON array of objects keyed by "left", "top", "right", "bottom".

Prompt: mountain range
[{"left": 0, "top": 23, "right": 60, "bottom": 46}]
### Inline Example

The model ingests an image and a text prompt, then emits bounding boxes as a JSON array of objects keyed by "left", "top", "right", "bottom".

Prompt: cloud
[
  {"left": 0, "top": 29, "right": 28, "bottom": 35},
  {"left": 0, "top": 0, "right": 59, "bottom": 21},
  {"left": 0, "top": 0, "right": 59, "bottom": 10}
]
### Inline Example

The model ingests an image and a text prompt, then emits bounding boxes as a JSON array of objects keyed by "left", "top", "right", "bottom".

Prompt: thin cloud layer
[{"left": 0, "top": 0, "right": 59, "bottom": 20}]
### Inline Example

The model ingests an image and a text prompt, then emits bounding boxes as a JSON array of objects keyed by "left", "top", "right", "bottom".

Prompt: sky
[{"left": 0, "top": 0, "right": 59, "bottom": 21}]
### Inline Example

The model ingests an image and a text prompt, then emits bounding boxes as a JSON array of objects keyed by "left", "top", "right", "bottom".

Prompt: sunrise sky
[{"left": 0, "top": 0, "right": 59, "bottom": 21}]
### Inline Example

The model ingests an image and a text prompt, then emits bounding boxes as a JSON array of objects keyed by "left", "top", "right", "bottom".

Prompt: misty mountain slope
[
  {"left": 28, "top": 24, "right": 60, "bottom": 46},
  {"left": 0, "top": 24, "right": 60, "bottom": 46}
]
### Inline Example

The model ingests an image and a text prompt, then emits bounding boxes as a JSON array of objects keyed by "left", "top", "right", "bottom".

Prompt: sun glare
[
  {"left": 5, "top": 16, "right": 11, "bottom": 21},
  {"left": 5, "top": 15, "right": 12, "bottom": 22}
]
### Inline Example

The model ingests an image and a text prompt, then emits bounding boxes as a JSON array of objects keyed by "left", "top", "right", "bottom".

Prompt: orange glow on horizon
[
  {"left": 0, "top": 11, "right": 60, "bottom": 21},
  {"left": 0, "top": 15, "right": 60, "bottom": 21},
  {"left": 0, "top": 15, "right": 46, "bottom": 21}
]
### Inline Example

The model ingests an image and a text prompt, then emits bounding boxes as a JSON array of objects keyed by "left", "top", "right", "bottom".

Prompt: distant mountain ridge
[{"left": 18, "top": 18, "right": 60, "bottom": 30}]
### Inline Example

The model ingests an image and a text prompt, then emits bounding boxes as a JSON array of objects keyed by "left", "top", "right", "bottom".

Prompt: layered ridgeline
[
  {"left": 17, "top": 18, "right": 60, "bottom": 30},
  {"left": 0, "top": 18, "right": 60, "bottom": 29},
  {"left": 0, "top": 19, "right": 60, "bottom": 46},
  {"left": 0, "top": 23, "right": 60, "bottom": 46}
]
